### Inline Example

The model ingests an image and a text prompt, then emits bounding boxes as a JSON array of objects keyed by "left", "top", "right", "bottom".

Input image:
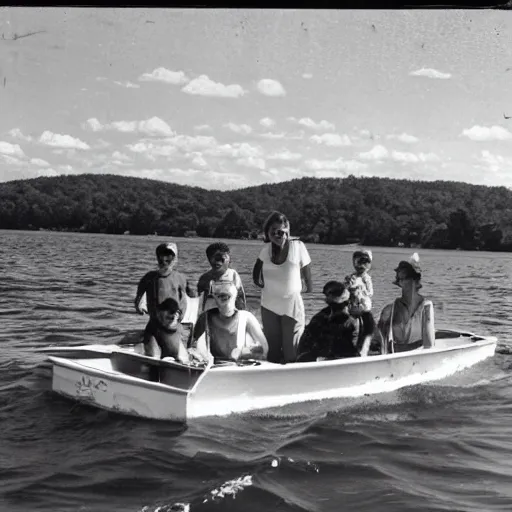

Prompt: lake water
[{"left": 1, "top": 230, "right": 512, "bottom": 512}]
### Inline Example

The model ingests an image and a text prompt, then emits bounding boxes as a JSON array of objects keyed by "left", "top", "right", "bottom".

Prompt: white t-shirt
[{"left": 258, "top": 240, "right": 311, "bottom": 317}]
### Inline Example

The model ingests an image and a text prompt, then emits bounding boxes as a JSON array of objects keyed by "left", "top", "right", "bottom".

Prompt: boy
[
  {"left": 135, "top": 243, "right": 197, "bottom": 356},
  {"left": 143, "top": 297, "right": 190, "bottom": 363},
  {"left": 296, "top": 281, "right": 360, "bottom": 362},
  {"left": 197, "top": 242, "right": 246, "bottom": 312},
  {"left": 344, "top": 249, "right": 375, "bottom": 346}
]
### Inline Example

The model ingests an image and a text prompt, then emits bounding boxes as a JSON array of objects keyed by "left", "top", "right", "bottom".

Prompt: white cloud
[
  {"left": 260, "top": 117, "right": 275, "bottom": 128},
  {"left": 39, "top": 131, "right": 90, "bottom": 150},
  {"left": 305, "top": 158, "right": 367, "bottom": 172},
  {"left": 0, "top": 154, "right": 23, "bottom": 165},
  {"left": 237, "top": 157, "right": 266, "bottom": 170},
  {"left": 126, "top": 135, "right": 218, "bottom": 159},
  {"left": 114, "top": 81, "right": 140, "bottom": 89},
  {"left": 311, "top": 133, "right": 351, "bottom": 147},
  {"left": 194, "top": 124, "right": 211, "bottom": 132},
  {"left": 139, "top": 67, "right": 189, "bottom": 85},
  {"left": 259, "top": 132, "right": 286, "bottom": 140},
  {"left": 302, "top": 73, "right": 313, "bottom": 79},
  {"left": 126, "top": 141, "right": 178, "bottom": 157},
  {"left": 291, "top": 117, "right": 336, "bottom": 131},
  {"left": 84, "top": 117, "right": 174, "bottom": 137},
  {"left": 191, "top": 154, "right": 208, "bottom": 167},
  {"left": 479, "top": 150, "right": 512, "bottom": 173},
  {"left": 224, "top": 122, "right": 252, "bottom": 135},
  {"left": 359, "top": 145, "right": 389, "bottom": 160},
  {"left": 257, "top": 79, "right": 286, "bottom": 97},
  {"left": 182, "top": 75, "right": 245, "bottom": 98},
  {"left": 391, "top": 150, "right": 439, "bottom": 163},
  {"left": 388, "top": 133, "right": 419, "bottom": 144},
  {"left": 8, "top": 128, "right": 32, "bottom": 142},
  {"left": 0, "top": 141, "right": 24, "bottom": 157},
  {"left": 205, "top": 142, "right": 263, "bottom": 159},
  {"left": 83, "top": 118, "right": 103, "bottom": 132},
  {"left": 112, "top": 151, "right": 131, "bottom": 162},
  {"left": 268, "top": 149, "right": 302, "bottom": 161},
  {"left": 30, "top": 157, "right": 50, "bottom": 167},
  {"left": 461, "top": 125, "right": 512, "bottom": 142},
  {"left": 409, "top": 68, "right": 452, "bottom": 79}
]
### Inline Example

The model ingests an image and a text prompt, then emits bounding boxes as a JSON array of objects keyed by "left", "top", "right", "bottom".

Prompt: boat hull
[{"left": 48, "top": 334, "right": 497, "bottom": 422}]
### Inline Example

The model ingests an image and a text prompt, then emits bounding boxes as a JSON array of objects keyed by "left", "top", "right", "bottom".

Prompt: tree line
[{"left": 0, "top": 173, "right": 511, "bottom": 251}]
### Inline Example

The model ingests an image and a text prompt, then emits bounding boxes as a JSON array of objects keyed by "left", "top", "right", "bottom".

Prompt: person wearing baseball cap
[
  {"left": 372, "top": 253, "right": 435, "bottom": 355},
  {"left": 134, "top": 242, "right": 197, "bottom": 359}
]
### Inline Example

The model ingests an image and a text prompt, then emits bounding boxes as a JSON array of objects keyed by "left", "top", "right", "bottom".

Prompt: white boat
[{"left": 44, "top": 327, "right": 497, "bottom": 422}]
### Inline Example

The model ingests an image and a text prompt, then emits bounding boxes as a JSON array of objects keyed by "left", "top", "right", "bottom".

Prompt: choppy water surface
[{"left": 1, "top": 230, "right": 512, "bottom": 512}]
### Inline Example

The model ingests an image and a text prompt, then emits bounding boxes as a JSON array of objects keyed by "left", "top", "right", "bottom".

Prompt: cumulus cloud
[
  {"left": 224, "top": 122, "right": 252, "bottom": 135},
  {"left": 237, "top": 157, "right": 266, "bottom": 169},
  {"left": 114, "top": 81, "right": 140, "bottom": 89},
  {"left": 0, "top": 154, "right": 23, "bottom": 165},
  {"left": 191, "top": 154, "right": 208, "bottom": 167},
  {"left": 205, "top": 142, "right": 263, "bottom": 159},
  {"left": 260, "top": 117, "right": 275, "bottom": 128},
  {"left": 267, "top": 149, "right": 302, "bottom": 161},
  {"left": 257, "top": 79, "right": 286, "bottom": 97},
  {"left": 387, "top": 133, "right": 419, "bottom": 143},
  {"left": 305, "top": 158, "right": 367, "bottom": 172},
  {"left": 259, "top": 132, "right": 286, "bottom": 140},
  {"left": 126, "top": 134, "right": 218, "bottom": 159},
  {"left": 391, "top": 150, "right": 439, "bottom": 163},
  {"left": 139, "top": 67, "right": 189, "bottom": 85},
  {"left": 83, "top": 117, "right": 174, "bottom": 137},
  {"left": 311, "top": 133, "right": 351, "bottom": 147},
  {"left": 409, "top": 68, "right": 452, "bottom": 79},
  {"left": 8, "top": 128, "right": 32, "bottom": 142},
  {"left": 478, "top": 150, "right": 512, "bottom": 173},
  {"left": 461, "top": 125, "right": 512, "bottom": 142},
  {"left": 290, "top": 117, "right": 335, "bottom": 131},
  {"left": 0, "top": 141, "right": 25, "bottom": 157},
  {"left": 359, "top": 145, "right": 389, "bottom": 160},
  {"left": 194, "top": 124, "right": 211, "bottom": 132},
  {"left": 39, "top": 131, "right": 90, "bottom": 150},
  {"left": 112, "top": 151, "right": 132, "bottom": 162},
  {"left": 182, "top": 75, "right": 245, "bottom": 98},
  {"left": 30, "top": 157, "right": 50, "bottom": 167},
  {"left": 83, "top": 118, "right": 103, "bottom": 132},
  {"left": 302, "top": 73, "right": 313, "bottom": 79}
]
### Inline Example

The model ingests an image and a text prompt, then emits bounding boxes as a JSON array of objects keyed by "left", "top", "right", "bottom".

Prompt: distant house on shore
[{"left": 184, "top": 230, "right": 197, "bottom": 238}]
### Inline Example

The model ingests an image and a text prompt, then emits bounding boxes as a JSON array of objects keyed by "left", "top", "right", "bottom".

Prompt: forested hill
[{"left": 1, "top": 173, "right": 512, "bottom": 251}]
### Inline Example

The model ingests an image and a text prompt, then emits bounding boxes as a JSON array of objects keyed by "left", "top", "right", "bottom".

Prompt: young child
[
  {"left": 197, "top": 242, "right": 246, "bottom": 312},
  {"left": 134, "top": 242, "right": 197, "bottom": 355},
  {"left": 344, "top": 249, "right": 375, "bottom": 343},
  {"left": 142, "top": 297, "right": 190, "bottom": 363}
]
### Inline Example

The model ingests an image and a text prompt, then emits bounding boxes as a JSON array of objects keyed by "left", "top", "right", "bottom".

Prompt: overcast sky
[{"left": 0, "top": 8, "right": 511, "bottom": 190}]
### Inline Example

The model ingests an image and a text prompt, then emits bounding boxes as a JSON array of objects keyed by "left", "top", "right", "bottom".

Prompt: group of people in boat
[{"left": 134, "top": 210, "right": 435, "bottom": 366}]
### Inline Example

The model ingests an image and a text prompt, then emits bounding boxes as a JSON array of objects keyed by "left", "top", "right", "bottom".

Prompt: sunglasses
[
  {"left": 271, "top": 229, "right": 288, "bottom": 237},
  {"left": 213, "top": 253, "right": 229, "bottom": 262},
  {"left": 213, "top": 293, "right": 232, "bottom": 300}
]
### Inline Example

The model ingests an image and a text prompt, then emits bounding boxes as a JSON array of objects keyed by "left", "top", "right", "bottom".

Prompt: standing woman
[
  {"left": 370, "top": 252, "right": 435, "bottom": 355},
  {"left": 252, "top": 211, "right": 313, "bottom": 363}
]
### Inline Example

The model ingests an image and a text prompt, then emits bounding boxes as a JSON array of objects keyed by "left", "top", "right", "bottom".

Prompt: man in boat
[
  {"left": 190, "top": 280, "right": 269, "bottom": 363},
  {"left": 372, "top": 253, "right": 435, "bottom": 354},
  {"left": 143, "top": 297, "right": 191, "bottom": 363},
  {"left": 134, "top": 242, "right": 197, "bottom": 358},
  {"left": 296, "top": 281, "right": 361, "bottom": 362}
]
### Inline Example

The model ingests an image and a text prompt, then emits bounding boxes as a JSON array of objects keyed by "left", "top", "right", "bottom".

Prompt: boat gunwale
[
  {"left": 49, "top": 356, "right": 191, "bottom": 395},
  {"left": 49, "top": 335, "right": 497, "bottom": 390}
]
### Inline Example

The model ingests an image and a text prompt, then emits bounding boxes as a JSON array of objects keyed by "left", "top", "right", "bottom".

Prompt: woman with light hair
[
  {"left": 371, "top": 253, "right": 435, "bottom": 355},
  {"left": 252, "top": 211, "right": 313, "bottom": 363},
  {"left": 191, "top": 280, "right": 268, "bottom": 362}
]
